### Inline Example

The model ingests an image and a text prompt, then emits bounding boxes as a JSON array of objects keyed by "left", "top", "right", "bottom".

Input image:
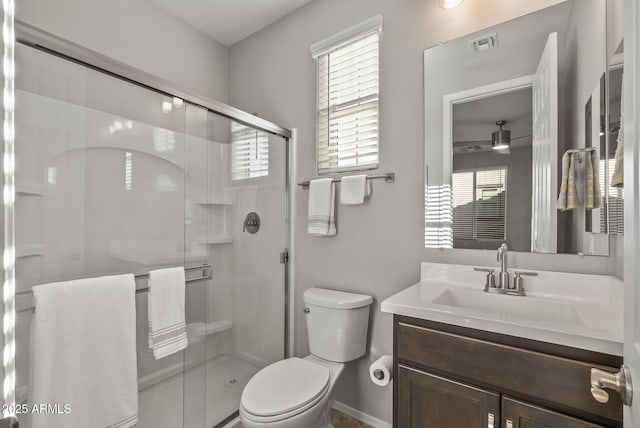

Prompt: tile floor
[{"left": 331, "top": 408, "right": 374, "bottom": 428}]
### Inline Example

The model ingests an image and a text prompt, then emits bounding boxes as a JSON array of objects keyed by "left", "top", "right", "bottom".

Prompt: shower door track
[{"left": 15, "top": 21, "right": 292, "bottom": 140}]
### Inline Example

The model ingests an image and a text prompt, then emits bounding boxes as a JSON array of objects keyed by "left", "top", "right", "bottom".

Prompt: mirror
[
  {"left": 606, "top": 43, "right": 624, "bottom": 235},
  {"left": 424, "top": 0, "right": 623, "bottom": 255},
  {"left": 584, "top": 74, "right": 606, "bottom": 237}
]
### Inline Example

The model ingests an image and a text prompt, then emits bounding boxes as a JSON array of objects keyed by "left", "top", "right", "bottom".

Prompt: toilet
[{"left": 240, "top": 287, "right": 373, "bottom": 428}]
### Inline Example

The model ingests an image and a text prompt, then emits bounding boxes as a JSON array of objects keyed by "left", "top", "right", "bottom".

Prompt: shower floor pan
[{"left": 138, "top": 354, "right": 260, "bottom": 428}]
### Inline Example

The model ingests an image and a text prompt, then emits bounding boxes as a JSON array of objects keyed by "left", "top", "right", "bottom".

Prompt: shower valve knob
[{"left": 243, "top": 212, "right": 261, "bottom": 234}]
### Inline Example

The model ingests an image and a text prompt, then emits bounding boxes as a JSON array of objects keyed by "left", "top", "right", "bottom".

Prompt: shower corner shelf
[
  {"left": 197, "top": 199, "right": 234, "bottom": 207},
  {"left": 16, "top": 183, "right": 47, "bottom": 196},
  {"left": 195, "top": 319, "right": 233, "bottom": 336},
  {"left": 197, "top": 236, "right": 233, "bottom": 245},
  {"left": 16, "top": 244, "right": 45, "bottom": 258}
]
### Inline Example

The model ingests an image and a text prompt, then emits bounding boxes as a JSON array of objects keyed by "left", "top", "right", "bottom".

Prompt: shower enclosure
[{"left": 10, "top": 22, "right": 293, "bottom": 428}]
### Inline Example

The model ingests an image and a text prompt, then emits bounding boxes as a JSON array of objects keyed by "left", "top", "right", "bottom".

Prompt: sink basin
[
  {"left": 431, "top": 288, "right": 584, "bottom": 325},
  {"left": 381, "top": 262, "right": 624, "bottom": 355}
]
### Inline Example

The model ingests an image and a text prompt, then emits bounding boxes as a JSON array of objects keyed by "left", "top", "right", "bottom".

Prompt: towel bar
[
  {"left": 298, "top": 172, "right": 395, "bottom": 189},
  {"left": 133, "top": 265, "right": 213, "bottom": 294},
  {"left": 16, "top": 264, "right": 213, "bottom": 314},
  {"left": 564, "top": 147, "right": 597, "bottom": 163}
]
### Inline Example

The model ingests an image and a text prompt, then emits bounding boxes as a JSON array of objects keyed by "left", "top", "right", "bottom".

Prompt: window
[
  {"left": 231, "top": 122, "right": 269, "bottom": 181},
  {"left": 312, "top": 16, "right": 381, "bottom": 173},
  {"left": 452, "top": 168, "right": 507, "bottom": 241}
]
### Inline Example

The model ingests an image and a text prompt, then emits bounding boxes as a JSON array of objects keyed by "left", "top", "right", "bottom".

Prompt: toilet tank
[{"left": 303, "top": 288, "right": 373, "bottom": 362}]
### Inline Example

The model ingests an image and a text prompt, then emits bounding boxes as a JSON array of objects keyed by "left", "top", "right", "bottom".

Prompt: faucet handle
[
  {"left": 514, "top": 271, "right": 538, "bottom": 277},
  {"left": 509, "top": 271, "right": 537, "bottom": 296},
  {"left": 474, "top": 268, "right": 496, "bottom": 291}
]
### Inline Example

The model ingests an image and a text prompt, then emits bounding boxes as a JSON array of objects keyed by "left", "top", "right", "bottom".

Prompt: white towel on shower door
[
  {"left": 30, "top": 274, "right": 138, "bottom": 428},
  {"left": 147, "top": 267, "right": 188, "bottom": 359}
]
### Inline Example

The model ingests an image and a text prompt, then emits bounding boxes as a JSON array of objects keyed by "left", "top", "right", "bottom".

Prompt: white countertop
[{"left": 381, "top": 262, "right": 624, "bottom": 356}]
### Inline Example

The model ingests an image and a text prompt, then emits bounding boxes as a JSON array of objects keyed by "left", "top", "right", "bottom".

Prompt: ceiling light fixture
[
  {"left": 492, "top": 120, "right": 511, "bottom": 150},
  {"left": 439, "top": 0, "right": 464, "bottom": 9}
]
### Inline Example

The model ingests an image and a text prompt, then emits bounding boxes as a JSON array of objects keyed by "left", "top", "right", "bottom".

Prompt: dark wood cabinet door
[
  {"left": 397, "top": 365, "right": 500, "bottom": 428},
  {"left": 502, "top": 397, "right": 608, "bottom": 428}
]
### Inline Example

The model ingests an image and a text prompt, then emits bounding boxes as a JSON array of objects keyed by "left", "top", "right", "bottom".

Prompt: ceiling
[
  {"left": 150, "top": 0, "right": 314, "bottom": 46},
  {"left": 452, "top": 87, "right": 533, "bottom": 153}
]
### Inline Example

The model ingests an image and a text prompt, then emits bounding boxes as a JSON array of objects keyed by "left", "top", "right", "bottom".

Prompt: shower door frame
[{"left": 7, "top": 18, "right": 296, "bottom": 422}]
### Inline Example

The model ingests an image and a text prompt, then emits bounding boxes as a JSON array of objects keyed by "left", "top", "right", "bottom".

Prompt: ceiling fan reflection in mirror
[{"left": 453, "top": 120, "right": 532, "bottom": 155}]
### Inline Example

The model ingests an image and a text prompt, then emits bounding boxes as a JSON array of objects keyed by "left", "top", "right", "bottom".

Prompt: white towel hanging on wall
[
  {"left": 340, "top": 175, "right": 371, "bottom": 205},
  {"left": 307, "top": 178, "right": 337, "bottom": 236}
]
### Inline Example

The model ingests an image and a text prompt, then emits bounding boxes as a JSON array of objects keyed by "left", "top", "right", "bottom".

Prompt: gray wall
[
  {"left": 228, "top": 0, "right": 621, "bottom": 423},
  {"left": 16, "top": 0, "right": 230, "bottom": 102}
]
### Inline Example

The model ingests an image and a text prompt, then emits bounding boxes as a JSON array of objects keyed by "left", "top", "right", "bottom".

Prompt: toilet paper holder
[
  {"left": 373, "top": 369, "right": 385, "bottom": 380},
  {"left": 369, "top": 355, "right": 394, "bottom": 386}
]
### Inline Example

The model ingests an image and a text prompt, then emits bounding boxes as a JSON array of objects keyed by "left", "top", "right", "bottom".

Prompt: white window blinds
[
  {"left": 231, "top": 122, "right": 269, "bottom": 181},
  {"left": 314, "top": 21, "right": 380, "bottom": 173},
  {"left": 452, "top": 168, "right": 507, "bottom": 241},
  {"left": 599, "top": 158, "right": 624, "bottom": 234}
]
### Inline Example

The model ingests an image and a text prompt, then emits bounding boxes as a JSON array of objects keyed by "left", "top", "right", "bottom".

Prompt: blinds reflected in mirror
[
  {"left": 425, "top": 184, "right": 453, "bottom": 248},
  {"left": 317, "top": 31, "right": 379, "bottom": 173},
  {"left": 452, "top": 168, "right": 507, "bottom": 241},
  {"left": 231, "top": 122, "right": 269, "bottom": 181},
  {"left": 600, "top": 158, "right": 624, "bottom": 234}
]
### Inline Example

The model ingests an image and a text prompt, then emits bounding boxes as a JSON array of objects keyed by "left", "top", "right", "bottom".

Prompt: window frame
[{"left": 311, "top": 15, "right": 382, "bottom": 175}]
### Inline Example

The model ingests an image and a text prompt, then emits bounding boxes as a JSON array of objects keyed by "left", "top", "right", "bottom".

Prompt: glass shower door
[
  {"left": 12, "top": 36, "right": 290, "bottom": 428},
  {"left": 13, "top": 42, "right": 198, "bottom": 428},
  {"left": 194, "top": 110, "right": 289, "bottom": 427}
]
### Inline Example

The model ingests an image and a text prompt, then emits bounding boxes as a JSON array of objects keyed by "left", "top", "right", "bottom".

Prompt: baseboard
[
  {"left": 220, "top": 415, "right": 242, "bottom": 428},
  {"left": 236, "top": 350, "right": 269, "bottom": 368},
  {"left": 222, "top": 403, "right": 391, "bottom": 428},
  {"left": 332, "top": 401, "right": 391, "bottom": 428}
]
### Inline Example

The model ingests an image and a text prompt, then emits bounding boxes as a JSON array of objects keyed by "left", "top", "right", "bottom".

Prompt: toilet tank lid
[{"left": 303, "top": 288, "right": 373, "bottom": 309}]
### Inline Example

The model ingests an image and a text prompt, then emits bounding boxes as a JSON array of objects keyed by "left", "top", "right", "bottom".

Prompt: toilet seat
[{"left": 240, "top": 357, "right": 331, "bottom": 423}]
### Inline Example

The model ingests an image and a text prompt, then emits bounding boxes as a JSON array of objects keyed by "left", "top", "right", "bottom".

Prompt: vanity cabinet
[
  {"left": 393, "top": 315, "right": 622, "bottom": 428},
  {"left": 502, "top": 397, "right": 606, "bottom": 428},
  {"left": 397, "top": 366, "right": 500, "bottom": 428}
]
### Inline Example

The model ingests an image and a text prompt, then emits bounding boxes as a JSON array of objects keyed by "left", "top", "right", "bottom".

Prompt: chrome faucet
[
  {"left": 497, "top": 243, "right": 509, "bottom": 290},
  {"left": 474, "top": 243, "right": 537, "bottom": 296}
]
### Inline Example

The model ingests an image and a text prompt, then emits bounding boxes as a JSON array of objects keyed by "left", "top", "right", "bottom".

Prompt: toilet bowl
[
  {"left": 239, "top": 288, "right": 372, "bottom": 428},
  {"left": 239, "top": 355, "right": 343, "bottom": 428}
]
